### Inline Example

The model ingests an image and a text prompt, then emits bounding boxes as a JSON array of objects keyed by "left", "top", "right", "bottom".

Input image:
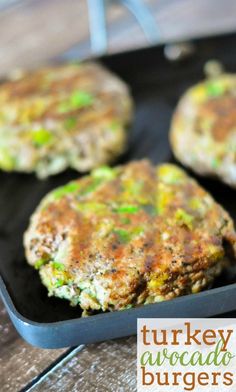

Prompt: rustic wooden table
[{"left": 1, "top": 1, "right": 236, "bottom": 391}]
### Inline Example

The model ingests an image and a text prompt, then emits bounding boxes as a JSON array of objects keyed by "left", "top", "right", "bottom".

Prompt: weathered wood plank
[
  {"left": 1, "top": 0, "right": 236, "bottom": 77},
  {"left": 0, "top": 300, "right": 66, "bottom": 392},
  {"left": 30, "top": 337, "right": 137, "bottom": 392}
]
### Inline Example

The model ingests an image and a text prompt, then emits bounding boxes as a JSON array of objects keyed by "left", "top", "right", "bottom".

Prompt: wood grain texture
[
  {"left": 31, "top": 337, "right": 136, "bottom": 392},
  {"left": 0, "top": 300, "right": 66, "bottom": 392},
  {"left": 1, "top": 0, "right": 236, "bottom": 77}
]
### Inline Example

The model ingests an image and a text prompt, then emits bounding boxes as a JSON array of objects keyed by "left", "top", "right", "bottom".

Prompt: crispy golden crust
[
  {"left": 170, "top": 74, "right": 236, "bottom": 187},
  {"left": 24, "top": 160, "right": 236, "bottom": 314},
  {"left": 199, "top": 96, "right": 236, "bottom": 141},
  {"left": 0, "top": 62, "right": 133, "bottom": 178}
]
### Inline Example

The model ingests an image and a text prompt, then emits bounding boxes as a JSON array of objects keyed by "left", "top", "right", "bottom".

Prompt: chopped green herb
[
  {"left": 114, "top": 204, "right": 140, "bottom": 214},
  {"left": 0, "top": 149, "right": 15, "bottom": 170},
  {"left": 70, "top": 91, "right": 94, "bottom": 108},
  {"left": 132, "top": 227, "right": 144, "bottom": 236},
  {"left": 52, "top": 181, "right": 80, "bottom": 199},
  {"left": 206, "top": 81, "right": 225, "bottom": 97},
  {"left": 76, "top": 201, "right": 106, "bottom": 213},
  {"left": 80, "top": 178, "right": 102, "bottom": 195},
  {"left": 58, "top": 102, "right": 71, "bottom": 113},
  {"left": 52, "top": 262, "right": 65, "bottom": 271},
  {"left": 158, "top": 165, "right": 184, "bottom": 184},
  {"left": 92, "top": 166, "right": 116, "bottom": 180},
  {"left": 189, "top": 197, "right": 202, "bottom": 211},
  {"left": 120, "top": 217, "right": 131, "bottom": 225},
  {"left": 211, "top": 157, "right": 221, "bottom": 169},
  {"left": 32, "top": 128, "right": 53, "bottom": 147},
  {"left": 175, "top": 208, "right": 194, "bottom": 229},
  {"left": 109, "top": 120, "right": 121, "bottom": 132},
  {"left": 125, "top": 181, "right": 144, "bottom": 196},
  {"left": 54, "top": 278, "right": 65, "bottom": 288},
  {"left": 113, "top": 228, "right": 131, "bottom": 243},
  {"left": 124, "top": 304, "right": 133, "bottom": 309},
  {"left": 64, "top": 116, "right": 77, "bottom": 129},
  {"left": 35, "top": 258, "right": 48, "bottom": 270},
  {"left": 58, "top": 91, "right": 94, "bottom": 113}
]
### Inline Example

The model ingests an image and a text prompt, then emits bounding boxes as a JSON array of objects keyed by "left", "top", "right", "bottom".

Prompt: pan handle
[
  {"left": 87, "top": 0, "right": 159, "bottom": 55},
  {"left": 120, "top": 0, "right": 159, "bottom": 43},
  {"left": 87, "top": 0, "right": 108, "bottom": 55}
]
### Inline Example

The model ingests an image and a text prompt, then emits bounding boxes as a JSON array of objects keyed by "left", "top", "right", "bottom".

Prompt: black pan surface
[{"left": 1, "top": 31, "right": 236, "bottom": 347}]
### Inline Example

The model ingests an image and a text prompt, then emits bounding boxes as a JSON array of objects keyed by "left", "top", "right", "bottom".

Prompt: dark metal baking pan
[{"left": 1, "top": 31, "right": 236, "bottom": 348}]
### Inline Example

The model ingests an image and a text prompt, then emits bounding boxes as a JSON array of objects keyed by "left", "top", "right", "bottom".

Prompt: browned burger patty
[
  {"left": 170, "top": 73, "right": 236, "bottom": 187},
  {"left": 0, "top": 62, "right": 133, "bottom": 178},
  {"left": 24, "top": 160, "right": 236, "bottom": 315}
]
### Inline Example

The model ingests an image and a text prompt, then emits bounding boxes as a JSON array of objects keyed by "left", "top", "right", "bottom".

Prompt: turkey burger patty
[
  {"left": 0, "top": 62, "right": 133, "bottom": 178},
  {"left": 24, "top": 160, "right": 236, "bottom": 315}
]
